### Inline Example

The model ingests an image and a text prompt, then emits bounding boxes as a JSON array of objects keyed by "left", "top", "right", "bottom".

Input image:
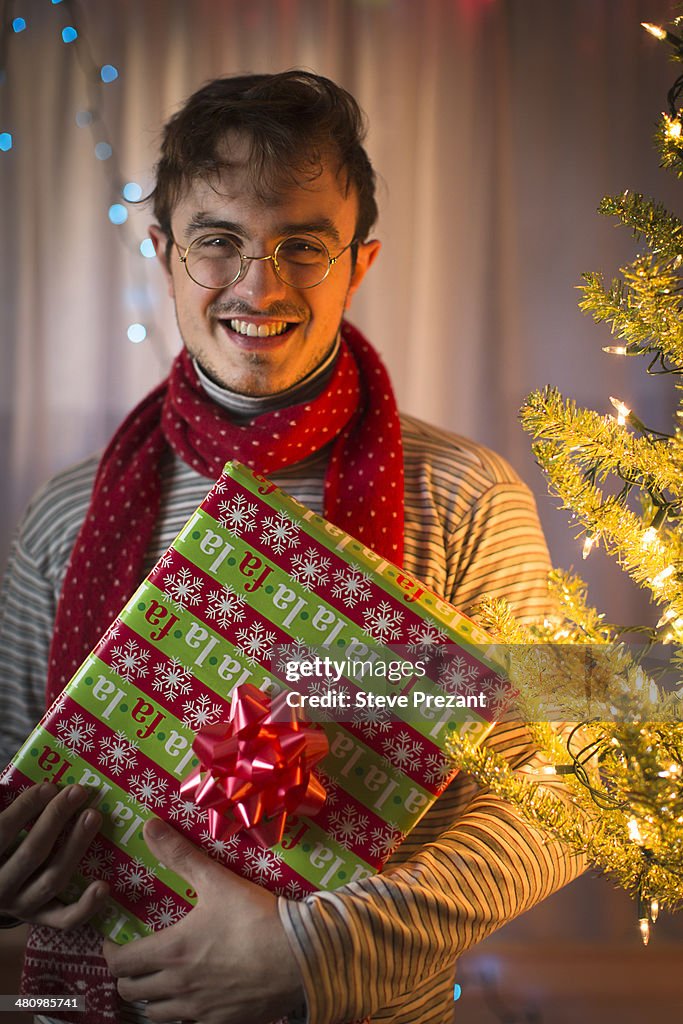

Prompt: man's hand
[
  {"left": 0, "top": 782, "right": 108, "bottom": 928},
  {"left": 103, "top": 818, "right": 305, "bottom": 1024}
]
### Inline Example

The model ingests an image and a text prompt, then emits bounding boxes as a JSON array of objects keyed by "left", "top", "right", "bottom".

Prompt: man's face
[{"left": 150, "top": 138, "right": 379, "bottom": 396}]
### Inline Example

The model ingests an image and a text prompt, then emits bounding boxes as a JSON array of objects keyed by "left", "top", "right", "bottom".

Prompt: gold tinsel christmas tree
[{"left": 447, "top": 19, "right": 683, "bottom": 943}]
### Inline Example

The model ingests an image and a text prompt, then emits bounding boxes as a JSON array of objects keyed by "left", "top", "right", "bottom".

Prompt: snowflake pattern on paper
[
  {"left": 275, "top": 639, "right": 316, "bottom": 674},
  {"left": 146, "top": 895, "right": 184, "bottom": 930},
  {"left": 289, "top": 547, "right": 331, "bottom": 589},
  {"left": 182, "top": 693, "right": 223, "bottom": 730},
  {"left": 260, "top": 510, "right": 301, "bottom": 555},
  {"left": 198, "top": 831, "right": 241, "bottom": 862},
  {"left": 168, "top": 792, "right": 208, "bottom": 830},
  {"left": 362, "top": 601, "right": 405, "bottom": 643},
  {"left": 423, "top": 751, "right": 454, "bottom": 787},
  {"left": 368, "top": 823, "right": 406, "bottom": 860},
  {"left": 152, "top": 657, "right": 193, "bottom": 701},
  {"left": 163, "top": 566, "right": 204, "bottom": 610},
  {"left": 330, "top": 564, "right": 373, "bottom": 608},
  {"left": 328, "top": 804, "right": 369, "bottom": 849},
  {"left": 486, "top": 678, "right": 513, "bottom": 716},
  {"left": 382, "top": 730, "right": 424, "bottom": 773},
  {"left": 309, "top": 677, "right": 351, "bottom": 706},
  {"left": 55, "top": 713, "right": 96, "bottom": 755},
  {"left": 352, "top": 704, "right": 392, "bottom": 739},
  {"left": 156, "top": 550, "right": 174, "bottom": 569},
  {"left": 97, "top": 731, "right": 138, "bottom": 775},
  {"left": 81, "top": 840, "right": 115, "bottom": 880},
  {"left": 114, "top": 858, "right": 156, "bottom": 901},
  {"left": 407, "top": 618, "right": 447, "bottom": 653},
  {"left": 243, "top": 845, "right": 283, "bottom": 883},
  {"left": 235, "top": 622, "right": 278, "bottom": 665},
  {"left": 101, "top": 620, "right": 121, "bottom": 645},
  {"left": 275, "top": 879, "right": 305, "bottom": 900},
  {"left": 110, "top": 638, "right": 151, "bottom": 683},
  {"left": 205, "top": 584, "right": 247, "bottom": 629},
  {"left": 314, "top": 769, "right": 340, "bottom": 807},
  {"left": 128, "top": 768, "right": 169, "bottom": 809},
  {"left": 217, "top": 493, "right": 259, "bottom": 534},
  {"left": 438, "top": 655, "right": 479, "bottom": 696}
]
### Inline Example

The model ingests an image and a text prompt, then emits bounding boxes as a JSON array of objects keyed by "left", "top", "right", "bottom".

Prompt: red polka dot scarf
[{"left": 46, "top": 320, "right": 404, "bottom": 704}]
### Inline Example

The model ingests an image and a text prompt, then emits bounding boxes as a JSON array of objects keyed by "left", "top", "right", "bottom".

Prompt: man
[{"left": 0, "top": 72, "right": 582, "bottom": 1024}]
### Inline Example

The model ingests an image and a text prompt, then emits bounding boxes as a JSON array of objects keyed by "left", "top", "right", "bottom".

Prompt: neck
[{"left": 193, "top": 336, "right": 341, "bottom": 423}]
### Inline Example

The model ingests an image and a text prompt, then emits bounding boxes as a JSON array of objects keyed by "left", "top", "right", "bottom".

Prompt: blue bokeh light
[
  {"left": 100, "top": 64, "right": 119, "bottom": 83},
  {"left": 140, "top": 238, "right": 156, "bottom": 259},
  {"left": 75, "top": 110, "right": 93, "bottom": 127},
  {"left": 51, "top": 0, "right": 65, "bottom": 5},
  {"left": 123, "top": 181, "right": 143, "bottom": 202},
  {"left": 127, "top": 323, "right": 147, "bottom": 344},
  {"left": 12, "top": 18, "right": 27, "bottom": 32},
  {"left": 0, "top": 133, "right": 13, "bottom": 152},
  {"left": 453, "top": 984, "right": 462, "bottom": 1002},
  {"left": 62, "top": 26, "right": 78, "bottom": 43},
  {"left": 95, "top": 142, "right": 113, "bottom": 161},
  {"left": 108, "top": 204, "right": 128, "bottom": 225}
]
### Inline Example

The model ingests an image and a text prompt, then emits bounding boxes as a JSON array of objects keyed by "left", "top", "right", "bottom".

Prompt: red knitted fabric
[{"left": 22, "top": 321, "right": 403, "bottom": 1023}]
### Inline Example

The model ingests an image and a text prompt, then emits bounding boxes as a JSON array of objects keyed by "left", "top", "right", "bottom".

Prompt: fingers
[
  {"left": 0, "top": 783, "right": 106, "bottom": 924},
  {"left": 31, "top": 878, "right": 110, "bottom": 931},
  {"left": 0, "top": 782, "right": 58, "bottom": 858},
  {"left": 142, "top": 818, "right": 207, "bottom": 890}
]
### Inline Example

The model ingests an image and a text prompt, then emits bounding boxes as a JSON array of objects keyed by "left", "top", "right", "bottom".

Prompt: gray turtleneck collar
[{"left": 192, "top": 335, "right": 341, "bottom": 423}]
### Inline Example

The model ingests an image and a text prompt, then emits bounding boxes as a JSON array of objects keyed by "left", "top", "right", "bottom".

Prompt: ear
[
  {"left": 148, "top": 224, "right": 176, "bottom": 299},
  {"left": 345, "top": 239, "right": 381, "bottom": 310}
]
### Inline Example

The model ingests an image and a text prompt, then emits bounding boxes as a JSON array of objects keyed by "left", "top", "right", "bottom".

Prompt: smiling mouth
[{"left": 225, "top": 318, "right": 295, "bottom": 338}]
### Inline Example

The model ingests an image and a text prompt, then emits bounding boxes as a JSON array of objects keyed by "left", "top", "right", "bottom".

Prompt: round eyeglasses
[{"left": 176, "top": 232, "right": 357, "bottom": 291}]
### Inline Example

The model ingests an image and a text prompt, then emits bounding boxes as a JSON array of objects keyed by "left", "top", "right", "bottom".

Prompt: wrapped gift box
[{"left": 0, "top": 462, "right": 508, "bottom": 944}]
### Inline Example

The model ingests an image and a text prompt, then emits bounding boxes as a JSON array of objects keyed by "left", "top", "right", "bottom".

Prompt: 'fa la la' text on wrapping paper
[{"left": 0, "top": 461, "right": 510, "bottom": 944}]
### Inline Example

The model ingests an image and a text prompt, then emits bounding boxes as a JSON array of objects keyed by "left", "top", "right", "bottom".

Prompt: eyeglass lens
[{"left": 185, "top": 234, "right": 332, "bottom": 289}]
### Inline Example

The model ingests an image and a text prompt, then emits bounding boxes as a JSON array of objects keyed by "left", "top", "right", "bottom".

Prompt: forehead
[{"left": 171, "top": 133, "right": 358, "bottom": 240}]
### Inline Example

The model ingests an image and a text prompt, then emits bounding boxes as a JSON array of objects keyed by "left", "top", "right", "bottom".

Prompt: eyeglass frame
[{"left": 173, "top": 231, "right": 359, "bottom": 291}]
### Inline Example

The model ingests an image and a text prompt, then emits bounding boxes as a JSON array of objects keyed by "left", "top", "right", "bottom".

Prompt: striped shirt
[{"left": 1, "top": 412, "right": 583, "bottom": 1024}]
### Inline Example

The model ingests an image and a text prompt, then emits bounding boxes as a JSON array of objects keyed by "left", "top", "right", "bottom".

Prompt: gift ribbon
[{"left": 181, "top": 683, "right": 329, "bottom": 847}]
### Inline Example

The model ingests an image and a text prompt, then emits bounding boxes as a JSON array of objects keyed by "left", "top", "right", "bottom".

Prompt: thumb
[{"left": 143, "top": 818, "right": 207, "bottom": 890}]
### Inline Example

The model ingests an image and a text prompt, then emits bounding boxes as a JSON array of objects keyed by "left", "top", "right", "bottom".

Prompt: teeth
[{"left": 228, "top": 319, "right": 290, "bottom": 338}]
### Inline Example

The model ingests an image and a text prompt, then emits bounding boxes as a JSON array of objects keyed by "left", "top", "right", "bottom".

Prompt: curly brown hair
[{"left": 150, "top": 70, "right": 378, "bottom": 244}]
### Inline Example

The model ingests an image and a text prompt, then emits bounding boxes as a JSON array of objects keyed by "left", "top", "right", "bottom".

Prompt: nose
[{"left": 230, "top": 253, "right": 288, "bottom": 305}]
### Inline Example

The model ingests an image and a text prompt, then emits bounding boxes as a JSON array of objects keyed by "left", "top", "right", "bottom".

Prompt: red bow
[{"left": 181, "top": 683, "right": 328, "bottom": 847}]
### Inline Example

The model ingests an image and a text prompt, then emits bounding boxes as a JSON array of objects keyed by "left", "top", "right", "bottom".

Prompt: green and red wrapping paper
[{"left": 0, "top": 462, "right": 509, "bottom": 944}]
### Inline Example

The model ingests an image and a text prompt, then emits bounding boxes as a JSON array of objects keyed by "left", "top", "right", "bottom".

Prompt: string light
[
  {"left": 127, "top": 323, "right": 147, "bottom": 344},
  {"left": 664, "top": 113, "right": 683, "bottom": 139},
  {"left": 628, "top": 817, "right": 644, "bottom": 844},
  {"left": 642, "top": 22, "right": 667, "bottom": 40},
  {"left": 108, "top": 203, "right": 128, "bottom": 225},
  {"left": 641, "top": 526, "right": 658, "bottom": 548},
  {"left": 122, "top": 182, "right": 143, "bottom": 202},
  {"left": 582, "top": 533, "right": 596, "bottom": 559},
  {"left": 602, "top": 344, "right": 628, "bottom": 354},
  {"left": 652, "top": 565, "right": 675, "bottom": 588},
  {"left": 639, "top": 916, "right": 651, "bottom": 945},
  {"left": 609, "top": 396, "right": 631, "bottom": 425}
]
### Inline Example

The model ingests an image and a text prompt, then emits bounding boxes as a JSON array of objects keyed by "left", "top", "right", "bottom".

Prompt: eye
[
  {"left": 194, "top": 234, "right": 240, "bottom": 253},
  {"left": 278, "top": 235, "right": 328, "bottom": 262}
]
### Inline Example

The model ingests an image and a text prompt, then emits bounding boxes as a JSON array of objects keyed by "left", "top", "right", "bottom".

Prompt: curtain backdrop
[{"left": 2, "top": 0, "right": 683, "bottom": 951}]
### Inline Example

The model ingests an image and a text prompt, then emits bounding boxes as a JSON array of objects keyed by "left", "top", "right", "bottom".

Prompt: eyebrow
[{"left": 183, "top": 213, "right": 343, "bottom": 247}]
